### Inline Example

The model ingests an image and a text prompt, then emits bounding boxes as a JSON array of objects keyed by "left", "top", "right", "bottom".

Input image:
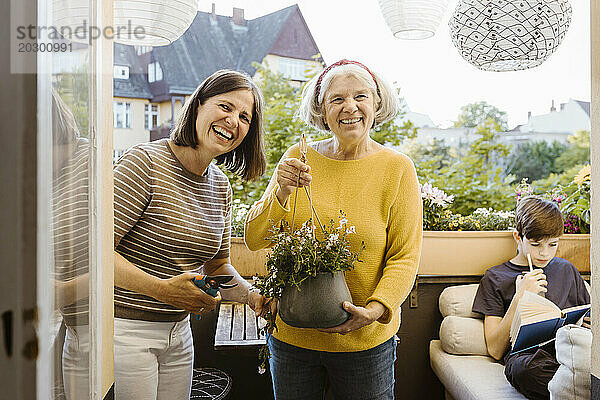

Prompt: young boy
[{"left": 472, "top": 196, "right": 590, "bottom": 400}]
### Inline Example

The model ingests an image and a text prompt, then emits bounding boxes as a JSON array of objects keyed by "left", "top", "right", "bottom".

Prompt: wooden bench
[{"left": 214, "top": 301, "right": 266, "bottom": 349}]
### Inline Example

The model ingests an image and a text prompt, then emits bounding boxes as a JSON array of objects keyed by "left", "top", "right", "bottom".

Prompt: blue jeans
[{"left": 267, "top": 335, "right": 397, "bottom": 400}]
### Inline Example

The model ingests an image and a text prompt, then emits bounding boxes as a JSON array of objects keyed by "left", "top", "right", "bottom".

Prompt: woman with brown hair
[{"left": 113, "top": 69, "right": 267, "bottom": 399}]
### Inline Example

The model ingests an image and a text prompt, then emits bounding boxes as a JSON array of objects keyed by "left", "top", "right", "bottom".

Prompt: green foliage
[
  {"left": 506, "top": 141, "right": 567, "bottom": 182},
  {"left": 231, "top": 200, "right": 251, "bottom": 237},
  {"left": 420, "top": 183, "right": 455, "bottom": 230},
  {"left": 254, "top": 214, "right": 364, "bottom": 370},
  {"left": 257, "top": 216, "right": 363, "bottom": 300},
  {"left": 405, "top": 138, "right": 459, "bottom": 183},
  {"left": 406, "top": 102, "right": 516, "bottom": 215},
  {"left": 559, "top": 165, "right": 590, "bottom": 233},
  {"left": 436, "top": 208, "right": 514, "bottom": 231},
  {"left": 554, "top": 130, "right": 590, "bottom": 172},
  {"left": 453, "top": 101, "right": 508, "bottom": 131},
  {"left": 55, "top": 66, "right": 89, "bottom": 137},
  {"left": 371, "top": 117, "right": 418, "bottom": 145},
  {"left": 420, "top": 182, "right": 514, "bottom": 231},
  {"left": 530, "top": 164, "right": 585, "bottom": 194},
  {"left": 517, "top": 165, "right": 591, "bottom": 234},
  {"left": 414, "top": 119, "right": 514, "bottom": 215}
]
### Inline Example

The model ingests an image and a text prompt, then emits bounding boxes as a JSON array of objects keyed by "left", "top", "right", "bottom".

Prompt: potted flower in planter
[
  {"left": 255, "top": 214, "right": 364, "bottom": 332},
  {"left": 253, "top": 214, "right": 364, "bottom": 374}
]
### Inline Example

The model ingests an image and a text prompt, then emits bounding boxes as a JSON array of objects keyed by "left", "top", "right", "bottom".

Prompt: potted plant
[
  {"left": 252, "top": 214, "right": 363, "bottom": 374},
  {"left": 255, "top": 214, "right": 364, "bottom": 331},
  {"left": 418, "top": 180, "right": 590, "bottom": 275}
]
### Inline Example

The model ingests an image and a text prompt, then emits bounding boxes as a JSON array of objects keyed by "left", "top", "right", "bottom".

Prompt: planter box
[
  {"left": 230, "top": 233, "right": 590, "bottom": 277},
  {"left": 230, "top": 237, "right": 269, "bottom": 277},
  {"left": 419, "top": 231, "right": 590, "bottom": 276}
]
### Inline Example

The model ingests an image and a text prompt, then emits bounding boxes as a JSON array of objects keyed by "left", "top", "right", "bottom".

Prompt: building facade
[
  {"left": 502, "top": 99, "right": 591, "bottom": 144},
  {"left": 112, "top": 4, "right": 323, "bottom": 159}
]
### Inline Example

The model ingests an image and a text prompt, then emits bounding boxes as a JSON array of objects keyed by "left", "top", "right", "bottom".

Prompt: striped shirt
[
  {"left": 114, "top": 139, "right": 231, "bottom": 322},
  {"left": 53, "top": 138, "right": 90, "bottom": 326}
]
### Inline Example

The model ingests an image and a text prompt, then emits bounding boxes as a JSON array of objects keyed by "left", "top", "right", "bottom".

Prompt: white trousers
[
  {"left": 114, "top": 316, "right": 194, "bottom": 400},
  {"left": 62, "top": 325, "right": 89, "bottom": 400}
]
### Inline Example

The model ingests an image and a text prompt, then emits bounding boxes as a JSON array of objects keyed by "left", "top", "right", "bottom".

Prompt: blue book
[{"left": 510, "top": 290, "right": 591, "bottom": 354}]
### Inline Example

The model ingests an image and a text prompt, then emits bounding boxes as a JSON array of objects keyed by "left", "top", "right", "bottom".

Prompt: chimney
[
  {"left": 527, "top": 111, "right": 531, "bottom": 120},
  {"left": 211, "top": 3, "right": 216, "bottom": 21},
  {"left": 560, "top": 102, "right": 566, "bottom": 111},
  {"left": 232, "top": 7, "right": 246, "bottom": 26},
  {"left": 550, "top": 99, "right": 556, "bottom": 112}
]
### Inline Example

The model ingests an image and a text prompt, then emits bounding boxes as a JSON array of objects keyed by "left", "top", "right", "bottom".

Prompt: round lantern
[
  {"left": 449, "top": 0, "right": 572, "bottom": 71},
  {"left": 53, "top": 0, "right": 198, "bottom": 46},
  {"left": 113, "top": 0, "right": 198, "bottom": 46},
  {"left": 378, "top": 0, "right": 450, "bottom": 40}
]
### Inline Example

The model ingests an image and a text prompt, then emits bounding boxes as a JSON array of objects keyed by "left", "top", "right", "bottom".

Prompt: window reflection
[{"left": 51, "top": 86, "right": 90, "bottom": 399}]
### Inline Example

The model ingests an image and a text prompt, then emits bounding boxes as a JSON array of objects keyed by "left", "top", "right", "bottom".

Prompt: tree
[
  {"left": 453, "top": 101, "right": 508, "bottom": 131},
  {"left": 404, "top": 137, "right": 459, "bottom": 183},
  {"left": 55, "top": 66, "right": 89, "bottom": 137},
  {"left": 530, "top": 164, "right": 584, "bottom": 195},
  {"left": 554, "top": 130, "right": 590, "bottom": 172},
  {"left": 505, "top": 141, "right": 567, "bottom": 182},
  {"left": 431, "top": 119, "right": 514, "bottom": 214}
]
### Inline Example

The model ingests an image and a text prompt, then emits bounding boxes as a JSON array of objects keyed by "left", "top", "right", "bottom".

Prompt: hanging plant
[{"left": 253, "top": 134, "right": 364, "bottom": 373}]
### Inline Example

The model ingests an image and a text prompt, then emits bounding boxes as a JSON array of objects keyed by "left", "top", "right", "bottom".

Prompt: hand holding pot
[
  {"left": 248, "top": 290, "right": 277, "bottom": 319},
  {"left": 318, "top": 301, "right": 385, "bottom": 335}
]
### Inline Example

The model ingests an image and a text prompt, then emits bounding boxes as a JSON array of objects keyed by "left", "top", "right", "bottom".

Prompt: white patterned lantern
[
  {"left": 53, "top": 0, "right": 198, "bottom": 46},
  {"left": 378, "top": 0, "right": 450, "bottom": 40},
  {"left": 449, "top": 0, "right": 572, "bottom": 71}
]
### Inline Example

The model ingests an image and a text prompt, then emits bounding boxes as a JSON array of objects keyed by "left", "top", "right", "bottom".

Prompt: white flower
[
  {"left": 346, "top": 225, "right": 356, "bottom": 234},
  {"left": 431, "top": 197, "right": 447, "bottom": 207},
  {"left": 258, "top": 366, "right": 266, "bottom": 374},
  {"left": 419, "top": 182, "right": 453, "bottom": 208},
  {"left": 338, "top": 217, "right": 348, "bottom": 227},
  {"left": 328, "top": 233, "right": 339, "bottom": 245}
]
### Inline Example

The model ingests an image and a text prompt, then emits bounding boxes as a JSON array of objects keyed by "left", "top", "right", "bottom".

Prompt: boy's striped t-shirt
[{"left": 114, "top": 139, "right": 231, "bottom": 322}]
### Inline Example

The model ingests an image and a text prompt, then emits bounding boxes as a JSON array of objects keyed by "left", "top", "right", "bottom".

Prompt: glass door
[{"left": 36, "top": 0, "right": 114, "bottom": 398}]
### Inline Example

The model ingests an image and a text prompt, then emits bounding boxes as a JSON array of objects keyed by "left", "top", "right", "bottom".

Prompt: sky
[{"left": 198, "top": 0, "right": 591, "bottom": 129}]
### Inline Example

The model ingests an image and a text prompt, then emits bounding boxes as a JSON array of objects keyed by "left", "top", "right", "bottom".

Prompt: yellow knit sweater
[{"left": 245, "top": 144, "right": 422, "bottom": 352}]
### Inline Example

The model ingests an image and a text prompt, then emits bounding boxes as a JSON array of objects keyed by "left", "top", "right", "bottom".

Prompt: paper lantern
[
  {"left": 113, "top": 0, "right": 198, "bottom": 46},
  {"left": 378, "top": 0, "right": 450, "bottom": 40},
  {"left": 449, "top": 0, "right": 572, "bottom": 71},
  {"left": 53, "top": 0, "right": 198, "bottom": 46}
]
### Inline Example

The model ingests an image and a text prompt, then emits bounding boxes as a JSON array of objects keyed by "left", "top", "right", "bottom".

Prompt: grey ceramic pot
[{"left": 278, "top": 271, "right": 352, "bottom": 328}]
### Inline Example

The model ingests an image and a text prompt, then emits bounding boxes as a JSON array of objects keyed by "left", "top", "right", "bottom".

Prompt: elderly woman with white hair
[{"left": 245, "top": 59, "right": 422, "bottom": 400}]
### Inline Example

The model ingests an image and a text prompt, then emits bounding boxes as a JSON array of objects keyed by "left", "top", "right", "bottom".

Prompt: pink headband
[{"left": 315, "top": 59, "right": 379, "bottom": 100}]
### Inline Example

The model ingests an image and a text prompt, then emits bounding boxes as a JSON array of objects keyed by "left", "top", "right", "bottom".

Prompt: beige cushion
[
  {"left": 430, "top": 340, "right": 527, "bottom": 400},
  {"left": 440, "top": 315, "right": 489, "bottom": 356},
  {"left": 439, "top": 284, "right": 482, "bottom": 319},
  {"left": 548, "top": 325, "right": 592, "bottom": 400}
]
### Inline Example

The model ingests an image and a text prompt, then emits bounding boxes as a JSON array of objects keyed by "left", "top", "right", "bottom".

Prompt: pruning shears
[{"left": 193, "top": 274, "right": 238, "bottom": 297}]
